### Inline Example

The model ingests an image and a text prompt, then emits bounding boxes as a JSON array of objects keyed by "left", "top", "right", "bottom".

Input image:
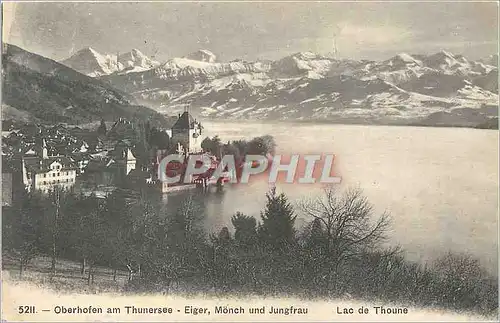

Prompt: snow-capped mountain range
[
  {"left": 62, "top": 47, "right": 160, "bottom": 77},
  {"left": 61, "top": 48, "right": 498, "bottom": 127}
]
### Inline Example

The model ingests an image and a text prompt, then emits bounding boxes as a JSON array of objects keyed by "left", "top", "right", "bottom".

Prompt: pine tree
[
  {"left": 258, "top": 187, "right": 297, "bottom": 252},
  {"left": 256, "top": 188, "right": 298, "bottom": 291}
]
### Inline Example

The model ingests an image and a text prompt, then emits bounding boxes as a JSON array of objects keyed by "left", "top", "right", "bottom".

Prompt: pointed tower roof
[
  {"left": 123, "top": 148, "right": 136, "bottom": 160},
  {"left": 126, "top": 148, "right": 136, "bottom": 161},
  {"left": 172, "top": 111, "right": 195, "bottom": 130}
]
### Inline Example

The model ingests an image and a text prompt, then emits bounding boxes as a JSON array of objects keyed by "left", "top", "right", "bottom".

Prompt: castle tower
[{"left": 170, "top": 107, "right": 203, "bottom": 154}]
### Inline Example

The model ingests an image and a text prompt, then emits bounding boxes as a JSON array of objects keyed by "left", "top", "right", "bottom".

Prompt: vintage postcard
[{"left": 1, "top": 1, "right": 498, "bottom": 322}]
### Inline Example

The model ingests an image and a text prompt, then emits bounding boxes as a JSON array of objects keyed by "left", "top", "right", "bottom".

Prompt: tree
[
  {"left": 231, "top": 140, "right": 248, "bottom": 157},
  {"left": 149, "top": 127, "right": 170, "bottom": 150},
  {"left": 129, "top": 193, "right": 165, "bottom": 282},
  {"left": 43, "top": 187, "right": 64, "bottom": 275},
  {"left": 201, "top": 137, "right": 212, "bottom": 153},
  {"left": 145, "top": 120, "right": 151, "bottom": 143},
  {"left": 258, "top": 187, "right": 297, "bottom": 252},
  {"left": 3, "top": 190, "right": 43, "bottom": 277},
  {"left": 231, "top": 212, "right": 258, "bottom": 248},
  {"left": 58, "top": 191, "right": 82, "bottom": 261},
  {"left": 103, "top": 190, "right": 134, "bottom": 280},
  {"left": 74, "top": 194, "right": 108, "bottom": 284},
  {"left": 201, "top": 136, "right": 222, "bottom": 156},
  {"left": 217, "top": 227, "right": 231, "bottom": 243},
  {"left": 222, "top": 141, "right": 241, "bottom": 160},
  {"left": 256, "top": 187, "right": 298, "bottom": 291},
  {"left": 229, "top": 212, "right": 262, "bottom": 291},
  {"left": 139, "top": 194, "right": 207, "bottom": 288},
  {"left": 58, "top": 192, "right": 86, "bottom": 273},
  {"left": 135, "top": 121, "right": 151, "bottom": 168},
  {"left": 433, "top": 252, "right": 492, "bottom": 311},
  {"left": 45, "top": 187, "right": 80, "bottom": 274},
  {"left": 209, "top": 226, "right": 235, "bottom": 290},
  {"left": 248, "top": 135, "right": 276, "bottom": 155},
  {"left": 299, "top": 185, "right": 391, "bottom": 293},
  {"left": 434, "top": 252, "right": 485, "bottom": 281},
  {"left": 97, "top": 119, "right": 107, "bottom": 137}
]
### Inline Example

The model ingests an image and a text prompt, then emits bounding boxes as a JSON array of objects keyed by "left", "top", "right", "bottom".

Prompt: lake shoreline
[{"left": 196, "top": 117, "right": 499, "bottom": 130}]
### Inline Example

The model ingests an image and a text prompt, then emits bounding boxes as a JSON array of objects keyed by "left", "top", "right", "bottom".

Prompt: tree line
[
  {"left": 201, "top": 135, "right": 276, "bottom": 159},
  {"left": 2, "top": 185, "right": 497, "bottom": 317}
]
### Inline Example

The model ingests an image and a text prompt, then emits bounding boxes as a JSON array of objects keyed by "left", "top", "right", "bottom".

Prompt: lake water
[{"left": 166, "top": 122, "right": 498, "bottom": 273}]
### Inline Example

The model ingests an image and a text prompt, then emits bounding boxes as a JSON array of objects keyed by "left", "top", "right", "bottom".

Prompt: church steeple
[{"left": 41, "top": 138, "right": 48, "bottom": 159}]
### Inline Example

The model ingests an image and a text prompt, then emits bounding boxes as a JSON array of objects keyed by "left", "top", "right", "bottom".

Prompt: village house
[
  {"left": 82, "top": 140, "right": 138, "bottom": 188},
  {"left": 80, "top": 158, "right": 115, "bottom": 188},
  {"left": 71, "top": 141, "right": 89, "bottom": 154},
  {"left": 70, "top": 152, "right": 92, "bottom": 175},
  {"left": 21, "top": 139, "right": 77, "bottom": 193}
]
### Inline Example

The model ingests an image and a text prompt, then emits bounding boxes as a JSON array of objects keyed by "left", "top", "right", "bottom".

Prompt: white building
[{"left": 22, "top": 140, "right": 77, "bottom": 193}]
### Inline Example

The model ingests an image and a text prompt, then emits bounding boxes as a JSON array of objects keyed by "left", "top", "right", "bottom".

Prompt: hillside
[
  {"left": 92, "top": 49, "right": 498, "bottom": 128},
  {"left": 1, "top": 104, "right": 40, "bottom": 123},
  {"left": 1, "top": 43, "right": 170, "bottom": 128}
]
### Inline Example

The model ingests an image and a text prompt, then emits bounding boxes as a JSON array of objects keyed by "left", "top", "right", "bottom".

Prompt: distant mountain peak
[
  {"left": 62, "top": 47, "right": 119, "bottom": 77},
  {"left": 62, "top": 47, "right": 158, "bottom": 76},
  {"left": 394, "top": 53, "right": 417, "bottom": 62},
  {"left": 382, "top": 53, "right": 423, "bottom": 68},
  {"left": 70, "top": 46, "right": 101, "bottom": 58},
  {"left": 73, "top": 47, "right": 109, "bottom": 61},
  {"left": 292, "top": 51, "right": 326, "bottom": 60},
  {"left": 85, "top": 46, "right": 98, "bottom": 53},
  {"left": 186, "top": 49, "right": 217, "bottom": 63},
  {"left": 480, "top": 54, "right": 499, "bottom": 67},
  {"left": 437, "top": 50, "right": 455, "bottom": 58},
  {"left": 121, "top": 48, "right": 147, "bottom": 59},
  {"left": 424, "top": 50, "right": 458, "bottom": 64},
  {"left": 198, "top": 49, "right": 215, "bottom": 56},
  {"left": 422, "top": 50, "right": 463, "bottom": 71},
  {"left": 118, "top": 48, "right": 159, "bottom": 72}
]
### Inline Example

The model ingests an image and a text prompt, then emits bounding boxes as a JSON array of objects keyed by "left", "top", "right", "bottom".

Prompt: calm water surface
[{"left": 165, "top": 122, "right": 499, "bottom": 273}]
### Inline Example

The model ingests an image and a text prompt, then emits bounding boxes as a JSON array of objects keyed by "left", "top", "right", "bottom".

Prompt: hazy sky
[{"left": 4, "top": 1, "right": 499, "bottom": 62}]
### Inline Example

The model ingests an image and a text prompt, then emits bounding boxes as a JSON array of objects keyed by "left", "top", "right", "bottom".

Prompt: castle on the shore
[{"left": 167, "top": 109, "right": 204, "bottom": 154}]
